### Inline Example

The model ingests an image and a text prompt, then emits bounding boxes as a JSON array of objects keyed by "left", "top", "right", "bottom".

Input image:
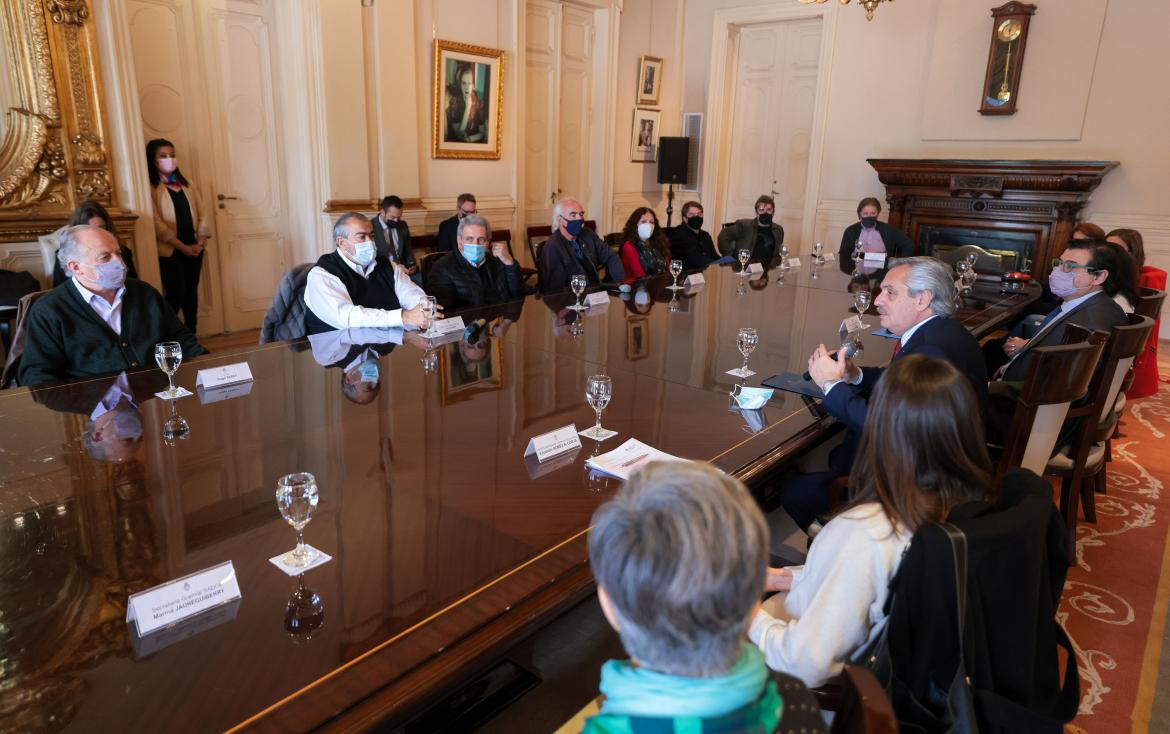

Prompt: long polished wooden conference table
[{"left": 0, "top": 259, "right": 1036, "bottom": 732}]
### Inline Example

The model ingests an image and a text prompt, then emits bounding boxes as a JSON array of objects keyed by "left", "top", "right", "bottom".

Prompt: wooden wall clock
[{"left": 979, "top": 2, "right": 1037, "bottom": 116}]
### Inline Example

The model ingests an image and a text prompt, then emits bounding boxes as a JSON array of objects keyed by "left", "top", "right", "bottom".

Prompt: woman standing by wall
[{"left": 147, "top": 138, "right": 210, "bottom": 332}]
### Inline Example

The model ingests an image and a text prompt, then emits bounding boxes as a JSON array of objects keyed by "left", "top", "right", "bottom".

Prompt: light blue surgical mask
[
  {"left": 731, "top": 385, "right": 774, "bottom": 410},
  {"left": 349, "top": 238, "right": 376, "bottom": 267},
  {"left": 462, "top": 243, "right": 486, "bottom": 266},
  {"left": 88, "top": 259, "right": 127, "bottom": 290},
  {"left": 358, "top": 360, "right": 380, "bottom": 383}
]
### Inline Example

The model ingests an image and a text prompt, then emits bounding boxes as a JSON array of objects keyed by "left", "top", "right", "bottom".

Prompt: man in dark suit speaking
[{"left": 783, "top": 257, "right": 987, "bottom": 530}]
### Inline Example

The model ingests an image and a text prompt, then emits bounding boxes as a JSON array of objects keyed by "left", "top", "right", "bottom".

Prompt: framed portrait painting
[
  {"left": 439, "top": 337, "right": 504, "bottom": 405},
  {"left": 630, "top": 108, "right": 660, "bottom": 163},
  {"left": 637, "top": 55, "right": 663, "bottom": 106},
  {"left": 626, "top": 316, "right": 649, "bottom": 360},
  {"left": 432, "top": 39, "right": 505, "bottom": 160}
]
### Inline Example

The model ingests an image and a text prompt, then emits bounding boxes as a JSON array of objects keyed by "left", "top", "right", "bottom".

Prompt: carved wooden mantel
[{"left": 868, "top": 159, "right": 1118, "bottom": 277}]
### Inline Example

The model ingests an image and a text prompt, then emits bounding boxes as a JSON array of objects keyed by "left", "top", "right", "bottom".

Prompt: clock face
[{"left": 997, "top": 18, "right": 1023, "bottom": 42}]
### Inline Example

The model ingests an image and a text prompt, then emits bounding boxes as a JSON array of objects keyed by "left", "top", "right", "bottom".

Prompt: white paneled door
[
  {"left": 523, "top": 0, "right": 596, "bottom": 231},
  {"left": 722, "top": 19, "right": 822, "bottom": 253},
  {"left": 129, "top": 0, "right": 291, "bottom": 334}
]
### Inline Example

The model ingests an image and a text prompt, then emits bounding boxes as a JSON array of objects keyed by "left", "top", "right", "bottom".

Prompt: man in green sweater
[{"left": 18, "top": 225, "right": 207, "bottom": 387}]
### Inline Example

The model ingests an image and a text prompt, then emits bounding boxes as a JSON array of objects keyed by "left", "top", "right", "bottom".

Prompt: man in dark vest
[{"left": 303, "top": 212, "right": 434, "bottom": 335}]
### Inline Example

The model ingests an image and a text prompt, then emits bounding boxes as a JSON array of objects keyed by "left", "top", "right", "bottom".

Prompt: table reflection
[{"left": 0, "top": 262, "right": 1036, "bottom": 731}]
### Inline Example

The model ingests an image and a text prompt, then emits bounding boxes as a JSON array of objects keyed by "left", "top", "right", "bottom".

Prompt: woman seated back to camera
[
  {"left": 750, "top": 355, "right": 996, "bottom": 688},
  {"left": 584, "top": 461, "right": 784, "bottom": 733}
]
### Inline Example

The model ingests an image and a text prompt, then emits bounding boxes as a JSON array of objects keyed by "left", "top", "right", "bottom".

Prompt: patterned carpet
[{"left": 1063, "top": 355, "right": 1170, "bottom": 734}]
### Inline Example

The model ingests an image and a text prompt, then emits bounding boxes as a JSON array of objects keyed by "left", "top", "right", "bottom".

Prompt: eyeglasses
[{"left": 1051, "top": 258, "right": 1097, "bottom": 273}]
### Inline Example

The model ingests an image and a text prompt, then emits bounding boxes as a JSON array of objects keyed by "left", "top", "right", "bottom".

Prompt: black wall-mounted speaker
[{"left": 657, "top": 137, "right": 690, "bottom": 185}]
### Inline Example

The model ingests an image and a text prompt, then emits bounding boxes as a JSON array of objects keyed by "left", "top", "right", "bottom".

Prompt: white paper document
[{"left": 584, "top": 438, "right": 687, "bottom": 481}]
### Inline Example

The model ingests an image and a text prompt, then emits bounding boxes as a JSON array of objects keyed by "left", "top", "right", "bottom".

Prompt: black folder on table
[{"left": 762, "top": 372, "right": 826, "bottom": 400}]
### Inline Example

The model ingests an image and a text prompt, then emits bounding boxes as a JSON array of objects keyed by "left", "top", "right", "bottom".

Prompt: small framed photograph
[
  {"left": 626, "top": 316, "right": 649, "bottom": 360},
  {"left": 636, "top": 55, "right": 663, "bottom": 106},
  {"left": 432, "top": 39, "right": 505, "bottom": 160},
  {"left": 440, "top": 337, "right": 504, "bottom": 405},
  {"left": 630, "top": 108, "right": 660, "bottom": 163}
]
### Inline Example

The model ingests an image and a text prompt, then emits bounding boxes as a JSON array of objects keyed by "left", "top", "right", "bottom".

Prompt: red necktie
[{"left": 892, "top": 341, "right": 903, "bottom": 359}]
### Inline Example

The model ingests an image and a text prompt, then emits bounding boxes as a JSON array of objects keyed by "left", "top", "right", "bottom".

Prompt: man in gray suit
[
  {"left": 369, "top": 195, "right": 421, "bottom": 286},
  {"left": 717, "top": 194, "right": 785, "bottom": 262}
]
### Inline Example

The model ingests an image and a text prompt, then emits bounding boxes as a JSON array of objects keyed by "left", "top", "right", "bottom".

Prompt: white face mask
[
  {"left": 637, "top": 222, "right": 655, "bottom": 241},
  {"left": 158, "top": 157, "right": 178, "bottom": 174}
]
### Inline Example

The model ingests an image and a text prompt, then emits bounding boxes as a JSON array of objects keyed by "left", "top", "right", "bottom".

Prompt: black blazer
[
  {"left": 436, "top": 215, "right": 460, "bottom": 253},
  {"left": 368, "top": 215, "right": 416, "bottom": 268},
  {"left": 838, "top": 221, "right": 914, "bottom": 261},
  {"left": 821, "top": 315, "right": 987, "bottom": 475},
  {"left": 999, "top": 292, "right": 1126, "bottom": 382},
  {"left": 426, "top": 250, "right": 524, "bottom": 313},
  {"left": 537, "top": 229, "right": 624, "bottom": 293}
]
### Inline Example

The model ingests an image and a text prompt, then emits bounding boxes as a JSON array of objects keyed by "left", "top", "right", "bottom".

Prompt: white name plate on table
[
  {"left": 525, "top": 424, "right": 582, "bottom": 462},
  {"left": 197, "top": 380, "right": 253, "bottom": 405},
  {"left": 430, "top": 315, "right": 466, "bottom": 335},
  {"left": 746, "top": 262, "right": 764, "bottom": 275},
  {"left": 822, "top": 252, "right": 837, "bottom": 262},
  {"left": 131, "top": 598, "right": 241, "bottom": 659},
  {"left": 127, "top": 561, "right": 242, "bottom": 637},
  {"left": 585, "top": 291, "right": 611, "bottom": 308},
  {"left": 840, "top": 315, "right": 865, "bottom": 335},
  {"left": 786, "top": 257, "right": 801, "bottom": 269},
  {"left": 195, "top": 362, "right": 253, "bottom": 390},
  {"left": 684, "top": 273, "right": 705, "bottom": 287},
  {"left": 863, "top": 252, "right": 887, "bottom": 266}
]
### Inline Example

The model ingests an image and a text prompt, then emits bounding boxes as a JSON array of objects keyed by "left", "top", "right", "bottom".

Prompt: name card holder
[
  {"left": 746, "top": 262, "right": 765, "bottom": 275},
  {"left": 786, "top": 257, "right": 801, "bottom": 269},
  {"left": 430, "top": 315, "right": 466, "bottom": 335},
  {"left": 127, "top": 561, "right": 242, "bottom": 637},
  {"left": 822, "top": 252, "right": 837, "bottom": 262},
  {"left": 585, "top": 291, "right": 611, "bottom": 309},
  {"left": 197, "top": 380, "right": 253, "bottom": 405},
  {"left": 525, "top": 424, "right": 582, "bottom": 463},
  {"left": 863, "top": 252, "right": 887, "bottom": 266},
  {"left": 840, "top": 315, "right": 865, "bottom": 336},
  {"left": 684, "top": 273, "right": 705, "bottom": 287},
  {"left": 196, "top": 362, "right": 253, "bottom": 391}
]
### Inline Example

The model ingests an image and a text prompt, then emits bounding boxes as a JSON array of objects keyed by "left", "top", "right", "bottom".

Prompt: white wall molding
[{"left": 0, "top": 243, "right": 47, "bottom": 286}]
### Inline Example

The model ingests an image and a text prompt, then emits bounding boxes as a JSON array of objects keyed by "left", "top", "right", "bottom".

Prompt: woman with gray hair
[{"left": 583, "top": 460, "right": 786, "bottom": 733}]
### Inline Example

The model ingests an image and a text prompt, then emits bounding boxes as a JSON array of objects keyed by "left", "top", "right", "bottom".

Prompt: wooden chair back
[
  {"left": 418, "top": 251, "right": 445, "bottom": 286},
  {"left": 412, "top": 233, "right": 438, "bottom": 253},
  {"left": 603, "top": 232, "right": 623, "bottom": 251},
  {"left": 829, "top": 666, "right": 898, "bottom": 734},
  {"left": 1, "top": 289, "right": 52, "bottom": 388},
  {"left": 996, "top": 327, "right": 1109, "bottom": 477},
  {"left": 1135, "top": 287, "right": 1166, "bottom": 320}
]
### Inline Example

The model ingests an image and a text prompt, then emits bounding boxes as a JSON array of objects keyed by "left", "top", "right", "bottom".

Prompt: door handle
[{"left": 217, "top": 194, "right": 238, "bottom": 201}]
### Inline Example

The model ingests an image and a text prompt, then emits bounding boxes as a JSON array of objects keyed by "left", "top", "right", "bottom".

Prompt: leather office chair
[
  {"left": 1, "top": 289, "right": 51, "bottom": 388},
  {"left": 828, "top": 666, "right": 898, "bottom": 734},
  {"left": 490, "top": 228, "right": 536, "bottom": 286},
  {"left": 411, "top": 233, "right": 437, "bottom": 253},
  {"left": 418, "top": 251, "right": 445, "bottom": 285},
  {"left": 1115, "top": 287, "right": 1167, "bottom": 410},
  {"left": 1046, "top": 314, "right": 1154, "bottom": 556},
  {"left": 994, "top": 326, "right": 1109, "bottom": 479}
]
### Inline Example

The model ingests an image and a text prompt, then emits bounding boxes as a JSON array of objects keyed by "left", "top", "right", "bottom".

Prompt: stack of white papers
[{"left": 584, "top": 438, "right": 687, "bottom": 481}]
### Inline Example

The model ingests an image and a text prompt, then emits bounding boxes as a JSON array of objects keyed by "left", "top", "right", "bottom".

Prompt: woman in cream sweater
[
  {"left": 750, "top": 355, "right": 997, "bottom": 688},
  {"left": 147, "top": 138, "right": 210, "bottom": 332}
]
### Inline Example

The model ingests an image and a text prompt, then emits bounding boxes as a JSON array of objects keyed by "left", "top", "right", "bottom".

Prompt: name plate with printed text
[
  {"left": 525, "top": 424, "right": 583, "bottom": 463},
  {"left": 863, "top": 252, "right": 887, "bottom": 266},
  {"left": 585, "top": 291, "right": 611, "bottom": 308},
  {"left": 197, "top": 380, "right": 253, "bottom": 405},
  {"left": 195, "top": 362, "right": 253, "bottom": 390},
  {"left": 684, "top": 273, "right": 705, "bottom": 287},
  {"left": 746, "top": 262, "right": 765, "bottom": 275},
  {"left": 126, "top": 561, "right": 242, "bottom": 637},
  {"left": 786, "top": 257, "right": 801, "bottom": 269},
  {"left": 430, "top": 315, "right": 466, "bottom": 335}
]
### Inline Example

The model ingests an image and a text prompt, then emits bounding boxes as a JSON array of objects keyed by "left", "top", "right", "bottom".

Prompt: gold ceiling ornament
[{"left": 798, "top": 0, "right": 893, "bottom": 22}]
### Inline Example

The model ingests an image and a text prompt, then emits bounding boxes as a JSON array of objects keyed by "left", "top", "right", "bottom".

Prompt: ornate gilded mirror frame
[{"left": 0, "top": 0, "right": 130, "bottom": 244}]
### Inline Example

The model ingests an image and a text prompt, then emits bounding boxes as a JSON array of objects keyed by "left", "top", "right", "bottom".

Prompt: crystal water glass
[
  {"left": 734, "top": 327, "right": 758, "bottom": 377},
  {"left": 737, "top": 247, "right": 751, "bottom": 272},
  {"left": 275, "top": 472, "right": 320, "bottom": 568},
  {"left": 779, "top": 243, "right": 790, "bottom": 270},
  {"left": 854, "top": 290, "right": 873, "bottom": 328},
  {"left": 582, "top": 374, "right": 613, "bottom": 440},
  {"left": 570, "top": 274, "right": 587, "bottom": 310},
  {"left": 852, "top": 240, "right": 863, "bottom": 262},
  {"left": 668, "top": 259, "right": 684, "bottom": 290},
  {"left": 154, "top": 341, "right": 183, "bottom": 398},
  {"left": 421, "top": 295, "right": 438, "bottom": 336},
  {"left": 162, "top": 400, "right": 190, "bottom": 446}
]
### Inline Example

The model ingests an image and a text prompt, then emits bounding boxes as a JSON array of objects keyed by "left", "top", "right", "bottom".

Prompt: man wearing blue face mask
[
  {"left": 537, "top": 198, "right": 624, "bottom": 293},
  {"left": 304, "top": 212, "right": 433, "bottom": 335},
  {"left": 426, "top": 213, "right": 523, "bottom": 312},
  {"left": 19, "top": 225, "right": 206, "bottom": 387}
]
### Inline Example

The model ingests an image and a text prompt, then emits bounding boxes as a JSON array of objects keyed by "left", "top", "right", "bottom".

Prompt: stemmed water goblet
[
  {"left": 284, "top": 575, "right": 325, "bottom": 643},
  {"left": 813, "top": 241, "right": 825, "bottom": 265},
  {"left": 154, "top": 341, "right": 184, "bottom": 399},
  {"left": 275, "top": 472, "right": 320, "bottom": 568},
  {"left": 570, "top": 274, "right": 587, "bottom": 311},
  {"left": 668, "top": 259, "right": 684, "bottom": 290},
  {"left": 737, "top": 247, "right": 751, "bottom": 273},
  {"left": 779, "top": 243, "right": 790, "bottom": 270},
  {"left": 420, "top": 295, "right": 438, "bottom": 336},
  {"left": 853, "top": 289, "right": 873, "bottom": 329},
  {"left": 731, "top": 327, "right": 758, "bottom": 378},
  {"left": 852, "top": 240, "right": 864, "bottom": 263},
  {"left": 162, "top": 400, "right": 190, "bottom": 446},
  {"left": 581, "top": 375, "right": 613, "bottom": 440}
]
